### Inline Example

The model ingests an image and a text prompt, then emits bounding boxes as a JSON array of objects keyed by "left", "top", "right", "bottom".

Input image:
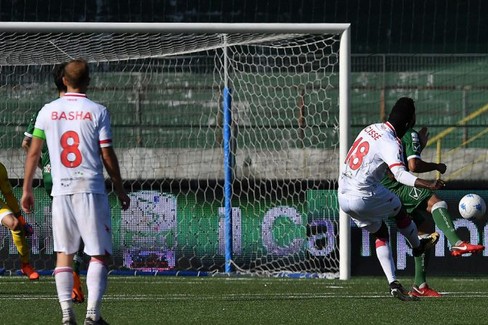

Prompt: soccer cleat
[
  {"left": 412, "top": 232, "right": 440, "bottom": 257},
  {"left": 451, "top": 241, "right": 485, "bottom": 257},
  {"left": 62, "top": 319, "right": 77, "bottom": 325},
  {"left": 389, "top": 280, "right": 419, "bottom": 301},
  {"left": 410, "top": 284, "right": 442, "bottom": 297},
  {"left": 21, "top": 263, "right": 39, "bottom": 280},
  {"left": 72, "top": 271, "right": 85, "bottom": 304},
  {"left": 84, "top": 317, "right": 109, "bottom": 325}
]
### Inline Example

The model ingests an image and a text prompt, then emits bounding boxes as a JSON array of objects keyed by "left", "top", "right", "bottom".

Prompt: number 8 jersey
[
  {"left": 339, "top": 122, "right": 418, "bottom": 196},
  {"left": 33, "top": 93, "right": 113, "bottom": 196}
]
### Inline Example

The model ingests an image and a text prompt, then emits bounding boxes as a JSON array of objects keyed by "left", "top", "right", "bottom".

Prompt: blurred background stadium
[
  {"left": 0, "top": 0, "right": 487, "bottom": 277},
  {"left": 2, "top": 0, "right": 487, "bottom": 182}
]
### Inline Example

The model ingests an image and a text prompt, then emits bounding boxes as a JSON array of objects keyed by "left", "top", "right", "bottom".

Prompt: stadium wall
[{"left": 4, "top": 147, "right": 486, "bottom": 182}]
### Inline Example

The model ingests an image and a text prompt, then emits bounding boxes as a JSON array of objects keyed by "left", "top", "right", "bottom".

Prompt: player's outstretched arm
[
  {"left": 407, "top": 127, "right": 447, "bottom": 174},
  {"left": 408, "top": 158, "right": 447, "bottom": 174},
  {"left": 101, "top": 146, "right": 130, "bottom": 210},
  {"left": 414, "top": 178, "right": 445, "bottom": 191}
]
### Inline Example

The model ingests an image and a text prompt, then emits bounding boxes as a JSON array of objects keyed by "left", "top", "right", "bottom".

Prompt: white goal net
[{"left": 0, "top": 23, "right": 350, "bottom": 279}]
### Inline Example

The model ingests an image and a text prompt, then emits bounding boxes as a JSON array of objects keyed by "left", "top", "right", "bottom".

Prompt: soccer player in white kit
[
  {"left": 22, "top": 59, "right": 130, "bottom": 325},
  {"left": 338, "top": 97, "right": 445, "bottom": 301}
]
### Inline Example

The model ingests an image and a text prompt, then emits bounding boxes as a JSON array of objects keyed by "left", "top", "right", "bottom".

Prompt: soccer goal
[{"left": 0, "top": 22, "right": 351, "bottom": 279}]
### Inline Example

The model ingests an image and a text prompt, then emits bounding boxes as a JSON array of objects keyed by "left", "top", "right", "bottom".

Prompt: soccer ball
[{"left": 458, "top": 194, "right": 486, "bottom": 220}]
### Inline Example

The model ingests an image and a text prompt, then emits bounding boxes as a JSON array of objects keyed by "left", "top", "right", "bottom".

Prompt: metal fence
[{"left": 2, "top": 54, "right": 488, "bottom": 151}]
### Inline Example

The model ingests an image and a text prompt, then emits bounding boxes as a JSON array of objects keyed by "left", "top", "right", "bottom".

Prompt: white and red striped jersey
[
  {"left": 339, "top": 122, "right": 417, "bottom": 196},
  {"left": 33, "top": 93, "right": 113, "bottom": 195}
]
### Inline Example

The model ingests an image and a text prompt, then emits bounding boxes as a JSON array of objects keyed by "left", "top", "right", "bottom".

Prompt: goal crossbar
[{"left": 0, "top": 22, "right": 350, "bottom": 34}]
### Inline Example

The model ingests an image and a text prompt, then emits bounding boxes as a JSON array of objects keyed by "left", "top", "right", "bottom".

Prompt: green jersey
[
  {"left": 381, "top": 127, "right": 421, "bottom": 188},
  {"left": 381, "top": 128, "right": 432, "bottom": 214},
  {"left": 24, "top": 109, "right": 52, "bottom": 195}
]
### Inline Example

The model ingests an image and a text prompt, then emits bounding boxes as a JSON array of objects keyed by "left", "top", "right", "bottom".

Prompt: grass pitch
[{"left": 0, "top": 275, "right": 486, "bottom": 324}]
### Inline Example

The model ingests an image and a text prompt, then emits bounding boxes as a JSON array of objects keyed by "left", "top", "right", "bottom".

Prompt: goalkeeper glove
[{"left": 17, "top": 215, "right": 34, "bottom": 237}]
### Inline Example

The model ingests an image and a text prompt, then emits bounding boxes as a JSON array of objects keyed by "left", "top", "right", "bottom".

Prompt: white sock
[
  {"left": 55, "top": 267, "right": 75, "bottom": 320},
  {"left": 60, "top": 300, "right": 75, "bottom": 322},
  {"left": 376, "top": 240, "right": 396, "bottom": 284},
  {"left": 397, "top": 221, "right": 421, "bottom": 248},
  {"left": 418, "top": 282, "right": 427, "bottom": 289},
  {"left": 86, "top": 259, "right": 108, "bottom": 320}
]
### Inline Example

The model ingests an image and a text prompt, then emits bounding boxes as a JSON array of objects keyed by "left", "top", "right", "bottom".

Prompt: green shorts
[
  {"left": 42, "top": 171, "right": 52, "bottom": 197},
  {"left": 41, "top": 153, "right": 52, "bottom": 197},
  {"left": 387, "top": 183, "right": 433, "bottom": 225}
]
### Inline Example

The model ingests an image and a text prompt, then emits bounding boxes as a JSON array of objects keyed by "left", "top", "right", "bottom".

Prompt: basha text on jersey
[{"left": 51, "top": 111, "right": 93, "bottom": 121}]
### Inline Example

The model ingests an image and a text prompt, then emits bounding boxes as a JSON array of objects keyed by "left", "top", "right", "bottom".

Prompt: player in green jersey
[{"left": 382, "top": 104, "right": 484, "bottom": 297}]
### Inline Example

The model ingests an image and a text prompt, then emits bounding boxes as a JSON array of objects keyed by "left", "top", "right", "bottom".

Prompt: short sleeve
[
  {"left": 98, "top": 107, "right": 113, "bottom": 148},
  {"left": 403, "top": 129, "right": 422, "bottom": 160}
]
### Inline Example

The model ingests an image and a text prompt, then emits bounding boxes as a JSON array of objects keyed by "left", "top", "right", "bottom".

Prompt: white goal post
[{"left": 0, "top": 22, "right": 351, "bottom": 279}]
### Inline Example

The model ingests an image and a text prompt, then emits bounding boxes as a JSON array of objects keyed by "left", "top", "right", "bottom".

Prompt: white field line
[{"left": 0, "top": 291, "right": 487, "bottom": 301}]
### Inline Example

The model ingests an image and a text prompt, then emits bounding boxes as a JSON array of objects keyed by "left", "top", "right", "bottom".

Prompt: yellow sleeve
[{"left": 0, "top": 163, "right": 20, "bottom": 214}]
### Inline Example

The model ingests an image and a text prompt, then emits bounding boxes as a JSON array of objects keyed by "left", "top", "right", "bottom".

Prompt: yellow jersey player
[{"left": 0, "top": 162, "right": 38, "bottom": 280}]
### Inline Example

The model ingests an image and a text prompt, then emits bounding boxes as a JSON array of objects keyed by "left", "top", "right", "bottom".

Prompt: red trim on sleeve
[
  {"left": 99, "top": 139, "right": 112, "bottom": 145},
  {"left": 389, "top": 162, "right": 404, "bottom": 169},
  {"left": 384, "top": 121, "right": 396, "bottom": 136}
]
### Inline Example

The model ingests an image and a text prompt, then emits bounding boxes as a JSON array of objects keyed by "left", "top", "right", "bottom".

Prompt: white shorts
[
  {"left": 338, "top": 185, "right": 401, "bottom": 233},
  {"left": 0, "top": 203, "right": 13, "bottom": 224},
  {"left": 52, "top": 193, "right": 112, "bottom": 256}
]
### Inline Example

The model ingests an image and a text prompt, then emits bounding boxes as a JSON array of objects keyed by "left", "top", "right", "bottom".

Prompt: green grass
[{"left": 0, "top": 275, "right": 486, "bottom": 324}]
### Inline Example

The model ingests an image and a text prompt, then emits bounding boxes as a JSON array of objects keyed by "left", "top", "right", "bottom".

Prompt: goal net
[{"left": 0, "top": 23, "right": 350, "bottom": 279}]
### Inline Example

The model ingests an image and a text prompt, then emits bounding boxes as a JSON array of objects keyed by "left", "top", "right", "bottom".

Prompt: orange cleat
[
  {"left": 451, "top": 241, "right": 485, "bottom": 257},
  {"left": 389, "top": 280, "right": 419, "bottom": 301},
  {"left": 410, "top": 284, "right": 442, "bottom": 297},
  {"left": 72, "top": 271, "right": 85, "bottom": 303},
  {"left": 21, "top": 263, "right": 39, "bottom": 280}
]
